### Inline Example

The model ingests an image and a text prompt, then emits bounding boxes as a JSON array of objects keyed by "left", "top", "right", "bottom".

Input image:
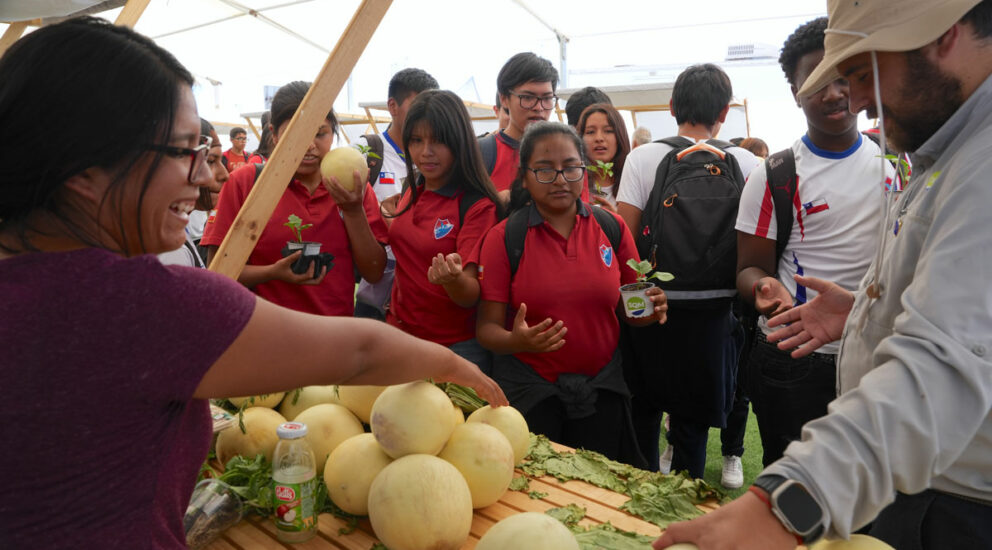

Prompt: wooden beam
[
  {"left": 208, "top": 0, "right": 392, "bottom": 280},
  {"left": 244, "top": 116, "right": 261, "bottom": 140},
  {"left": 114, "top": 0, "right": 151, "bottom": 28},
  {"left": 0, "top": 21, "right": 28, "bottom": 57}
]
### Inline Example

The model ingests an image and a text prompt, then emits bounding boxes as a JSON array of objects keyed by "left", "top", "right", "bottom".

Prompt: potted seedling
[
  {"left": 620, "top": 259, "right": 673, "bottom": 318},
  {"left": 282, "top": 214, "right": 321, "bottom": 275},
  {"left": 587, "top": 160, "right": 614, "bottom": 197}
]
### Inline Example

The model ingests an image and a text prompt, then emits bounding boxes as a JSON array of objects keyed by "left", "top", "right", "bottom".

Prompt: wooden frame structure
[
  {"left": 0, "top": 0, "right": 149, "bottom": 57},
  {"left": 207, "top": 0, "right": 392, "bottom": 280}
]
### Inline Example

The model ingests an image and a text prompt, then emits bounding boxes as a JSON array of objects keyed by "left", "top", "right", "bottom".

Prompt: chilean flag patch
[
  {"left": 379, "top": 171, "right": 396, "bottom": 185},
  {"left": 600, "top": 244, "right": 614, "bottom": 267},
  {"left": 434, "top": 218, "right": 454, "bottom": 239},
  {"left": 803, "top": 198, "right": 829, "bottom": 215}
]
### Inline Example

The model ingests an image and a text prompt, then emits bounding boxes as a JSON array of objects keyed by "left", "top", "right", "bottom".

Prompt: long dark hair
[
  {"left": 393, "top": 90, "right": 504, "bottom": 219},
  {"left": 508, "top": 122, "right": 585, "bottom": 213},
  {"left": 0, "top": 16, "right": 193, "bottom": 254},
  {"left": 576, "top": 102, "right": 630, "bottom": 196},
  {"left": 269, "top": 81, "right": 338, "bottom": 137}
]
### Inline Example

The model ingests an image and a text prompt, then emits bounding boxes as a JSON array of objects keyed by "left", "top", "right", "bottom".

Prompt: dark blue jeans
[
  {"left": 870, "top": 490, "right": 992, "bottom": 549},
  {"left": 747, "top": 334, "right": 836, "bottom": 467}
]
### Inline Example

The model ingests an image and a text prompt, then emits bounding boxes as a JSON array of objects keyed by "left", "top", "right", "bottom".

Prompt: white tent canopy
[{"left": 2, "top": 0, "right": 840, "bottom": 151}]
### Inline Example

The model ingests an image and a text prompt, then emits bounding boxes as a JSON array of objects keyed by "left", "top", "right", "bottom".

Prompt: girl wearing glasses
[
  {"left": 576, "top": 103, "right": 631, "bottom": 212},
  {"left": 476, "top": 121, "right": 666, "bottom": 464},
  {"left": 385, "top": 90, "right": 503, "bottom": 372},
  {"left": 0, "top": 18, "right": 506, "bottom": 548},
  {"left": 201, "top": 81, "right": 389, "bottom": 317}
]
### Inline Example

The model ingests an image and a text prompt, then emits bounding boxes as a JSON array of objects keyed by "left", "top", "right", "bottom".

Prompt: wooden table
[{"left": 204, "top": 450, "right": 719, "bottom": 550}]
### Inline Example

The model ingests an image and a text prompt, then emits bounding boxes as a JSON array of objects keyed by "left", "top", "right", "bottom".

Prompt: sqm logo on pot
[
  {"left": 275, "top": 486, "right": 297, "bottom": 501},
  {"left": 627, "top": 296, "right": 647, "bottom": 315}
]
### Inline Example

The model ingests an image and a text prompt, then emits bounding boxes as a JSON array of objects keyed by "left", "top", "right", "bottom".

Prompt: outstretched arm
[{"left": 766, "top": 274, "right": 854, "bottom": 358}]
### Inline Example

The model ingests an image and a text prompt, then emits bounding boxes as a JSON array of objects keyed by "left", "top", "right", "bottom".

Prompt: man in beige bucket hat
[{"left": 654, "top": 1, "right": 992, "bottom": 548}]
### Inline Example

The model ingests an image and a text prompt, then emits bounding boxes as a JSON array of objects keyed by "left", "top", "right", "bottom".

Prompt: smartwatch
[{"left": 751, "top": 474, "right": 825, "bottom": 544}]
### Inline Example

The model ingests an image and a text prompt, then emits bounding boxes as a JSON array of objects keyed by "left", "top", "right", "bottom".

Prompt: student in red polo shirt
[
  {"left": 385, "top": 90, "right": 504, "bottom": 372},
  {"left": 202, "top": 81, "right": 387, "bottom": 316},
  {"left": 477, "top": 121, "right": 667, "bottom": 464}
]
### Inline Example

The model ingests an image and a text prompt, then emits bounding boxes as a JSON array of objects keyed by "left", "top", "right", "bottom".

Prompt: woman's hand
[
  {"left": 379, "top": 193, "right": 400, "bottom": 218},
  {"left": 622, "top": 286, "right": 669, "bottom": 326},
  {"left": 766, "top": 274, "right": 854, "bottom": 358},
  {"left": 427, "top": 253, "right": 464, "bottom": 286},
  {"left": 510, "top": 303, "right": 567, "bottom": 353},
  {"left": 323, "top": 171, "right": 365, "bottom": 214},
  {"left": 269, "top": 251, "right": 327, "bottom": 286},
  {"left": 435, "top": 354, "right": 508, "bottom": 407}
]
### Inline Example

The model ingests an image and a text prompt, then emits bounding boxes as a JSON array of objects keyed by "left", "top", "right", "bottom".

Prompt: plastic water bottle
[{"left": 272, "top": 422, "right": 318, "bottom": 543}]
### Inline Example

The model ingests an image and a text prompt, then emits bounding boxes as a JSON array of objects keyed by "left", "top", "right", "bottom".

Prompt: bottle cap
[{"left": 276, "top": 422, "right": 308, "bottom": 439}]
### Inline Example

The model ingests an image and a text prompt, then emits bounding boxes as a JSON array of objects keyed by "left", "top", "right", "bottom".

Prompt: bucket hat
[{"left": 798, "top": 0, "right": 982, "bottom": 97}]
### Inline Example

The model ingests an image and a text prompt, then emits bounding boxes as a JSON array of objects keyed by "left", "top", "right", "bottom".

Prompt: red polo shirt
[
  {"left": 201, "top": 164, "right": 388, "bottom": 316},
  {"left": 478, "top": 203, "right": 640, "bottom": 382},
  {"left": 223, "top": 149, "right": 250, "bottom": 172},
  {"left": 490, "top": 130, "right": 590, "bottom": 202},
  {"left": 386, "top": 180, "right": 499, "bottom": 345}
]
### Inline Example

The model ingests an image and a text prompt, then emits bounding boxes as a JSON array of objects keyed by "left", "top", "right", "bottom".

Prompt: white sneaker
[
  {"left": 722, "top": 455, "right": 744, "bottom": 489},
  {"left": 659, "top": 444, "right": 674, "bottom": 474}
]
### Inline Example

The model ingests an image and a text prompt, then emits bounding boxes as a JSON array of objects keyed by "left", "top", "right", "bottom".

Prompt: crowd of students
[{"left": 3, "top": 1, "right": 992, "bottom": 548}]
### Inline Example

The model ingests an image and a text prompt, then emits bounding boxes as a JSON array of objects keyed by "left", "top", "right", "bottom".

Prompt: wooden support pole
[
  {"left": 0, "top": 21, "right": 28, "bottom": 57},
  {"left": 115, "top": 0, "right": 151, "bottom": 28},
  {"left": 208, "top": 0, "right": 392, "bottom": 280},
  {"left": 245, "top": 116, "right": 261, "bottom": 140}
]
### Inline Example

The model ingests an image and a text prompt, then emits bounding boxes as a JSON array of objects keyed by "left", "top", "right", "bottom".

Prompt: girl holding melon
[
  {"left": 0, "top": 18, "right": 506, "bottom": 548},
  {"left": 202, "top": 81, "right": 388, "bottom": 316},
  {"left": 384, "top": 90, "right": 504, "bottom": 372},
  {"left": 476, "top": 121, "right": 666, "bottom": 465}
]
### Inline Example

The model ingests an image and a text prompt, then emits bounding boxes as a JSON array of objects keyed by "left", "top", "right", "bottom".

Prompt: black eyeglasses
[
  {"left": 146, "top": 135, "right": 211, "bottom": 183},
  {"left": 528, "top": 165, "right": 586, "bottom": 184},
  {"left": 510, "top": 92, "right": 557, "bottom": 110}
]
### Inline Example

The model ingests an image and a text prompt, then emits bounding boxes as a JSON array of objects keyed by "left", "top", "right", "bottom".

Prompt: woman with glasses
[
  {"left": 385, "top": 90, "right": 503, "bottom": 373},
  {"left": 576, "top": 103, "right": 631, "bottom": 212},
  {"left": 0, "top": 18, "right": 506, "bottom": 548},
  {"left": 201, "top": 81, "right": 389, "bottom": 316},
  {"left": 476, "top": 121, "right": 666, "bottom": 464}
]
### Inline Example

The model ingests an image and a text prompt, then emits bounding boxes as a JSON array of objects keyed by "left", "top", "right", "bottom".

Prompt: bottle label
[{"left": 273, "top": 475, "right": 318, "bottom": 532}]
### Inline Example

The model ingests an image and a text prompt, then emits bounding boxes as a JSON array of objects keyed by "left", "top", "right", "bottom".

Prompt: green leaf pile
[
  {"left": 520, "top": 435, "right": 724, "bottom": 529},
  {"left": 545, "top": 505, "right": 656, "bottom": 549}
]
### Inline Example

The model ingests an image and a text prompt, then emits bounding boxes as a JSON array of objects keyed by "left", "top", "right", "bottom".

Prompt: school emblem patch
[
  {"left": 599, "top": 244, "right": 614, "bottom": 267},
  {"left": 434, "top": 218, "right": 454, "bottom": 240}
]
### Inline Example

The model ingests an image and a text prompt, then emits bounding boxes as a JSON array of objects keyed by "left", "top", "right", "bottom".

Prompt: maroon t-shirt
[{"left": 0, "top": 249, "right": 256, "bottom": 548}]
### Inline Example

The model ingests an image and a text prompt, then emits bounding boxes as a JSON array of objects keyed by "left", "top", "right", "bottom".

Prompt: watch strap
[{"left": 752, "top": 475, "right": 825, "bottom": 544}]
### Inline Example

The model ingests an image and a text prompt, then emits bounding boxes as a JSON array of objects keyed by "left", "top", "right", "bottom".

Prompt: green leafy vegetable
[
  {"left": 545, "top": 504, "right": 586, "bottom": 527},
  {"left": 436, "top": 382, "right": 487, "bottom": 413},
  {"left": 527, "top": 490, "right": 549, "bottom": 500},
  {"left": 508, "top": 475, "right": 531, "bottom": 492},
  {"left": 356, "top": 143, "right": 382, "bottom": 160}
]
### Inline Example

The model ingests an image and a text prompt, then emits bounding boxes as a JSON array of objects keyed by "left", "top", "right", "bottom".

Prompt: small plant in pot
[
  {"left": 620, "top": 259, "right": 673, "bottom": 318},
  {"left": 282, "top": 214, "right": 322, "bottom": 275}
]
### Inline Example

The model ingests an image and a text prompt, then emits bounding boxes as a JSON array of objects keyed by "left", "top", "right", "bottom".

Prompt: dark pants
[
  {"left": 623, "top": 303, "right": 742, "bottom": 477},
  {"left": 720, "top": 383, "right": 749, "bottom": 457},
  {"left": 870, "top": 490, "right": 992, "bottom": 549},
  {"left": 353, "top": 301, "right": 386, "bottom": 321},
  {"left": 747, "top": 334, "right": 836, "bottom": 467},
  {"left": 525, "top": 389, "right": 626, "bottom": 461}
]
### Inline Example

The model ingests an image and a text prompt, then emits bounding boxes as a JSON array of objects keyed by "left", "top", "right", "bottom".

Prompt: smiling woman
[{"left": 0, "top": 16, "right": 507, "bottom": 549}]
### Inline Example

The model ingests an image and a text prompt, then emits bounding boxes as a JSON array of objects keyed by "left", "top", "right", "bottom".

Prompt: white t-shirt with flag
[
  {"left": 736, "top": 134, "right": 892, "bottom": 353},
  {"left": 353, "top": 130, "right": 407, "bottom": 203}
]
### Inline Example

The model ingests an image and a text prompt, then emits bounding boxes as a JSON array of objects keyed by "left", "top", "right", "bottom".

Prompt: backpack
[
  {"left": 479, "top": 133, "right": 498, "bottom": 175},
  {"left": 361, "top": 133, "right": 386, "bottom": 186},
  {"left": 635, "top": 136, "right": 745, "bottom": 305},
  {"left": 221, "top": 151, "right": 250, "bottom": 170},
  {"left": 504, "top": 205, "right": 622, "bottom": 276}
]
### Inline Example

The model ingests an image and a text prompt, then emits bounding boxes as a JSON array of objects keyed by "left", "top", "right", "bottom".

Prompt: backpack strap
[
  {"left": 504, "top": 205, "right": 622, "bottom": 277},
  {"left": 590, "top": 206, "right": 622, "bottom": 253},
  {"left": 656, "top": 136, "right": 694, "bottom": 149},
  {"left": 503, "top": 207, "right": 531, "bottom": 277},
  {"left": 251, "top": 163, "right": 265, "bottom": 184},
  {"left": 479, "top": 133, "right": 498, "bottom": 175},
  {"left": 458, "top": 188, "right": 484, "bottom": 227},
  {"left": 362, "top": 134, "right": 385, "bottom": 186},
  {"left": 764, "top": 148, "right": 797, "bottom": 267}
]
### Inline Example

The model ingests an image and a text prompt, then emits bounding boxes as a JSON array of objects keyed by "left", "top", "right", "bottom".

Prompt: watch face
[{"left": 776, "top": 484, "right": 822, "bottom": 534}]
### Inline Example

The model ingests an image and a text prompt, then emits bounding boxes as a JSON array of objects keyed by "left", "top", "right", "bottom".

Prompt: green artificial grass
[{"left": 703, "top": 405, "right": 763, "bottom": 499}]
